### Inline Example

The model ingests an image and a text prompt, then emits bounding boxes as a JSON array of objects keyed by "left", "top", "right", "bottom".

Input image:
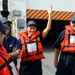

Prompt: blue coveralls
[{"left": 3, "top": 34, "right": 21, "bottom": 66}]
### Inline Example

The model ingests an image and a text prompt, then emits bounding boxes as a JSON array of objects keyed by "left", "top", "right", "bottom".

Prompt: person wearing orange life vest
[
  {"left": 53, "top": 15, "right": 75, "bottom": 75},
  {"left": 0, "top": 21, "right": 19, "bottom": 75},
  {"left": 19, "top": 5, "right": 52, "bottom": 75}
]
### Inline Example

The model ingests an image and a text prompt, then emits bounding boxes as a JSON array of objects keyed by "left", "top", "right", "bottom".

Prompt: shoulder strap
[{"left": 0, "top": 55, "right": 13, "bottom": 75}]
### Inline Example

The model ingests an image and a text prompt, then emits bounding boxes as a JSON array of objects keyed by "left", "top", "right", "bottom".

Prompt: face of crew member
[
  {"left": 4, "top": 22, "right": 11, "bottom": 34},
  {"left": 26, "top": 25, "right": 37, "bottom": 37},
  {"left": 70, "top": 22, "right": 75, "bottom": 31},
  {"left": 5, "top": 29, "right": 10, "bottom": 35},
  {"left": 0, "top": 31, "right": 6, "bottom": 45}
]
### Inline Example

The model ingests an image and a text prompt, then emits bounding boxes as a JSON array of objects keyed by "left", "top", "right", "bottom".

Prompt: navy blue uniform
[
  {"left": 53, "top": 30, "right": 65, "bottom": 49},
  {"left": 53, "top": 30, "right": 75, "bottom": 75},
  {"left": 3, "top": 34, "right": 21, "bottom": 66}
]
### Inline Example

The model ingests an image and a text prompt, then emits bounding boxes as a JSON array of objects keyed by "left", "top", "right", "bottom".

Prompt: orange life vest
[
  {"left": 19, "top": 31, "right": 45, "bottom": 62},
  {"left": 0, "top": 46, "right": 19, "bottom": 75},
  {"left": 0, "top": 46, "right": 13, "bottom": 75},
  {"left": 61, "top": 25, "right": 75, "bottom": 52}
]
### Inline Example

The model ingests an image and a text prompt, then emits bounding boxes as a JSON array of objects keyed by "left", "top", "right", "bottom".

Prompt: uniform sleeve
[
  {"left": 18, "top": 39, "right": 22, "bottom": 49},
  {"left": 14, "top": 38, "right": 22, "bottom": 50},
  {"left": 52, "top": 30, "right": 65, "bottom": 49}
]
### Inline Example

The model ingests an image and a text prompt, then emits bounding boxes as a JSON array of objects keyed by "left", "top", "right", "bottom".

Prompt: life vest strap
[
  {"left": 0, "top": 55, "right": 13, "bottom": 75},
  {"left": 23, "top": 37, "right": 29, "bottom": 58},
  {"left": 62, "top": 44, "right": 75, "bottom": 50},
  {"left": 0, "top": 58, "right": 12, "bottom": 70},
  {"left": 22, "top": 52, "right": 43, "bottom": 60}
]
